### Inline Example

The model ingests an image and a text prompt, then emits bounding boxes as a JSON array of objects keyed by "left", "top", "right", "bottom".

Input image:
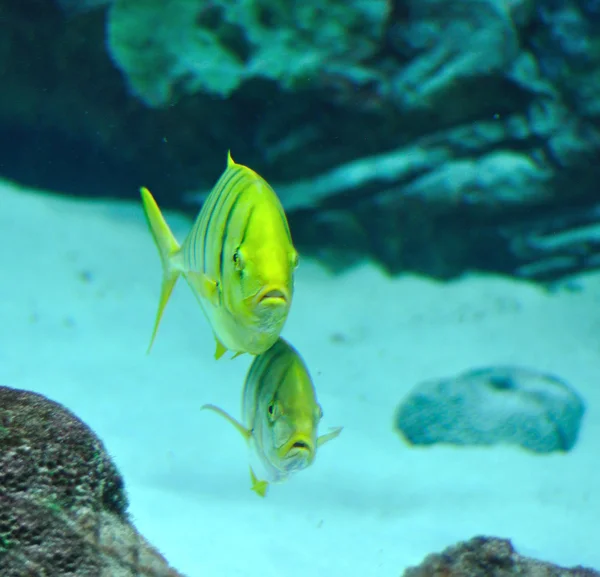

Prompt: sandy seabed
[{"left": 1, "top": 179, "right": 598, "bottom": 577}]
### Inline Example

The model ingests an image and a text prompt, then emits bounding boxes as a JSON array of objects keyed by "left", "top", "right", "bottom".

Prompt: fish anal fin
[
  {"left": 249, "top": 466, "right": 269, "bottom": 498},
  {"left": 201, "top": 404, "right": 252, "bottom": 442},
  {"left": 317, "top": 426, "right": 343, "bottom": 448}
]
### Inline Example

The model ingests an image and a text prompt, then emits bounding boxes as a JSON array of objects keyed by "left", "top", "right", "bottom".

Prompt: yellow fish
[
  {"left": 202, "top": 337, "right": 342, "bottom": 497},
  {"left": 140, "top": 151, "right": 299, "bottom": 359}
]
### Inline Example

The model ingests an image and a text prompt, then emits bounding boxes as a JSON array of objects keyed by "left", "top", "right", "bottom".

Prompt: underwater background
[{"left": 0, "top": 0, "right": 599, "bottom": 575}]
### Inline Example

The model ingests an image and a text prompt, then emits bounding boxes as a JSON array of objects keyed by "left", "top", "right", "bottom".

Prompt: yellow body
[
  {"left": 202, "top": 338, "right": 342, "bottom": 496},
  {"left": 140, "top": 151, "right": 299, "bottom": 359}
]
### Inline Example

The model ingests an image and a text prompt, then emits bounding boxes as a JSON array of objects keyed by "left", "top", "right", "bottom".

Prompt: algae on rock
[{"left": 106, "top": 0, "right": 390, "bottom": 107}]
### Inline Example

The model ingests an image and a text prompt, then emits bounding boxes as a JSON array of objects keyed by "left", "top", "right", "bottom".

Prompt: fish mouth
[
  {"left": 290, "top": 440, "right": 311, "bottom": 451},
  {"left": 281, "top": 439, "right": 314, "bottom": 463},
  {"left": 256, "top": 288, "right": 288, "bottom": 305}
]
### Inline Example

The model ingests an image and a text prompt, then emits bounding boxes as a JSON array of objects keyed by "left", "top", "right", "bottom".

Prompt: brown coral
[
  {"left": 0, "top": 385, "right": 187, "bottom": 576},
  {"left": 403, "top": 536, "right": 599, "bottom": 577}
]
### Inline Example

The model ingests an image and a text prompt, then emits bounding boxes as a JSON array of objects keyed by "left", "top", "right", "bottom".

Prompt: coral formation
[
  {"left": 106, "top": 0, "right": 390, "bottom": 106},
  {"left": 0, "top": 385, "right": 186, "bottom": 576},
  {"left": 402, "top": 536, "right": 600, "bottom": 577},
  {"left": 3, "top": 0, "right": 600, "bottom": 280},
  {"left": 395, "top": 366, "right": 586, "bottom": 453}
]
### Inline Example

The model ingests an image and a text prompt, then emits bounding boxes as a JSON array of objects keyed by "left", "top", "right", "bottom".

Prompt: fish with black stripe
[
  {"left": 202, "top": 337, "right": 343, "bottom": 497},
  {"left": 140, "top": 151, "right": 299, "bottom": 359}
]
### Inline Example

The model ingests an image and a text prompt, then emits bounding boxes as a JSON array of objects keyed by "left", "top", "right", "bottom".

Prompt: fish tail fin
[{"left": 140, "top": 186, "right": 182, "bottom": 353}]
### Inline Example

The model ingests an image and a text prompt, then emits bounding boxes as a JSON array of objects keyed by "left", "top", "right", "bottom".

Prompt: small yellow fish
[
  {"left": 202, "top": 337, "right": 342, "bottom": 497},
  {"left": 140, "top": 151, "right": 299, "bottom": 359}
]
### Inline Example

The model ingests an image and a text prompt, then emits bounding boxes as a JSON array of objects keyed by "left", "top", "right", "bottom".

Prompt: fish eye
[
  {"left": 267, "top": 400, "right": 282, "bottom": 421},
  {"left": 291, "top": 251, "right": 299, "bottom": 268},
  {"left": 233, "top": 249, "right": 244, "bottom": 270}
]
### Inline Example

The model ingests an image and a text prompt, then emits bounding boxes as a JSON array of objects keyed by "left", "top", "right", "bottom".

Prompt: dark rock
[
  {"left": 0, "top": 385, "right": 186, "bottom": 576},
  {"left": 394, "top": 366, "right": 585, "bottom": 453},
  {"left": 402, "top": 536, "right": 599, "bottom": 577},
  {"left": 2, "top": 0, "right": 600, "bottom": 282},
  {"left": 502, "top": 201, "right": 600, "bottom": 281},
  {"left": 106, "top": 0, "right": 390, "bottom": 106},
  {"left": 55, "top": 0, "right": 109, "bottom": 16}
]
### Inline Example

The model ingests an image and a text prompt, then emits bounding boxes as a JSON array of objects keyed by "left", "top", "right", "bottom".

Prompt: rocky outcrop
[
  {"left": 2, "top": 0, "right": 600, "bottom": 281},
  {"left": 394, "top": 366, "right": 586, "bottom": 453},
  {"left": 106, "top": 0, "right": 390, "bottom": 107},
  {"left": 402, "top": 536, "right": 599, "bottom": 577},
  {"left": 0, "top": 385, "right": 186, "bottom": 576}
]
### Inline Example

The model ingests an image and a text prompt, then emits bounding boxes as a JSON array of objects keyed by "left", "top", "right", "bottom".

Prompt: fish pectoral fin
[
  {"left": 317, "top": 426, "right": 343, "bottom": 447},
  {"left": 201, "top": 404, "right": 252, "bottom": 442},
  {"left": 214, "top": 338, "right": 228, "bottom": 360},
  {"left": 139, "top": 186, "right": 182, "bottom": 353},
  {"left": 249, "top": 466, "right": 269, "bottom": 498},
  {"left": 187, "top": 271, "right": 220, "bottom": 307}
]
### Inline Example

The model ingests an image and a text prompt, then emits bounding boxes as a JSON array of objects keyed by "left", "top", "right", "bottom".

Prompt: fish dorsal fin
[{"left": 227, "top": 150, "right": 235, "bottom": 168}]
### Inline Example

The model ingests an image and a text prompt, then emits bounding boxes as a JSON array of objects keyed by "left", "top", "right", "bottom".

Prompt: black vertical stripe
[
  {"left": 278, "top": 364, "right": 295, "bottom": 398},
  {"left": 217, "top": 190, "right": 245, "bottom": 299},
  {"left": 218, "top": 202, "right": 255, "bottom": 295},
  {"left": 188, "top": 166, "right": 237, "bottom": 271},
  {"left": 244, "top": 340, "right": 286, "bottom": 425},
  {"left": 202, "top": 169, "right": 246, "bottom": 276},
  {"left": 197, "top": 167, "right": 239, "bottom": 271},
  {"left": 238, "top": 205, "right": 254, "bottom": 248},
  {"left": 260, "top": 342, "right": 285, "bottom": 389},
  {"left": 248, "top": 340, "right": 285, "bottom": 396},
  {"left": 190, "top": 177, "right": 223, "bottom": 270},
  {"left": 265, "top": 182, "right": 293, "bottom": 244}
]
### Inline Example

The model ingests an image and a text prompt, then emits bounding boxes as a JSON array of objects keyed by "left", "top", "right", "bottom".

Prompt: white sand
[{"left": 1, "top": 178, "right": 598, "bottom": 576}]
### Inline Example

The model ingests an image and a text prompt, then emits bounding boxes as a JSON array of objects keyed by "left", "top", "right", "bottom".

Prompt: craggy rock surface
[
  {"left": 394, "top": 366, "right": 586, "bottom": 453},
  {"left": 2, "top": 0, "right": 600, "bottom": 280},
  {"left": 0, "top": 385, "right": 186, "bottom": 576},
  {"left": 402, "top": 536, "right": 600, "bottom": 577}
]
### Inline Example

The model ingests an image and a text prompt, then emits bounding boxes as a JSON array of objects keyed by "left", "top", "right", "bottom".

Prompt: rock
[
  {"left": 2, "top": 0, "right": 600, "bottom": 282},
  {"left": 0, "top": 385, "right": 186, "bottom": 576},
  {"left": 106, "top": 0, "right": 390, "bottom": 106},
  {"left": 394, "top": 366, "right": 586, "bottom": 453},
  {"left": 504, "top": 201, "right": 600, "bottom": 281},
  {"left": 55, "top": 0, "right": 109, "bottom": 16},
  {"left": 389, "top": 0, "right": 522, "bottom": 118},
  {"left": 402, "top": 536, "right": 600, "bottom": 577}
]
